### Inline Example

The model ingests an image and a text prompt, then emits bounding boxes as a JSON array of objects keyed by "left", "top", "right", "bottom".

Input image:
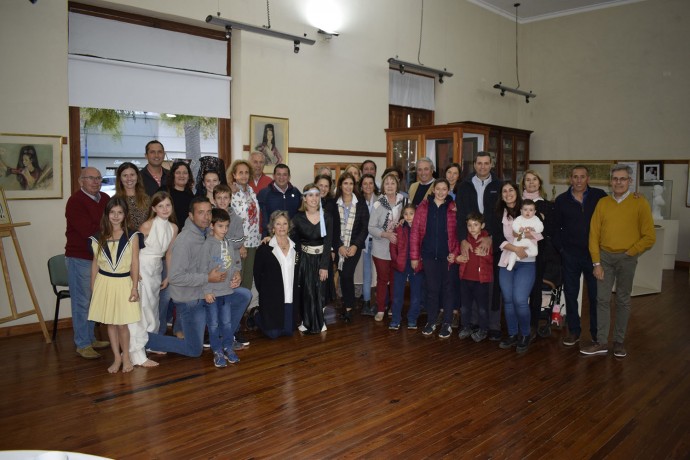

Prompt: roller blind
[
  {"left": 68, "top": 12, "right": 231, "bottom": 118},
  {"left": 389, "top": 70, "right": 435, "bottom": 111}
]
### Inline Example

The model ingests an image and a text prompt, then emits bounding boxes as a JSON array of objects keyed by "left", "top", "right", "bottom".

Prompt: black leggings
[{"left": 338, "top": 249, "right": 362, "bottom": 309}]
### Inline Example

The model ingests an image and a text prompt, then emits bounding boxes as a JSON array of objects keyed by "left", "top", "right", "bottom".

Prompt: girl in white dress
[{"left": 128, "top": 192, "right": 178, "bottom": 367}]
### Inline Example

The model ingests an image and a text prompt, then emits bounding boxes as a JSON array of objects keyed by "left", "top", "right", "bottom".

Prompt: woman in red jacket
[{"left": 410, "top": 179, "right": 459, "bottom": 339}]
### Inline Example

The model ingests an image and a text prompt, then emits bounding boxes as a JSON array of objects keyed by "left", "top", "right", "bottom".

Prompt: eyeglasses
[
  {"left": 81, "top": 176, "right": 102, "bottom": 181},
  {"left": 611, "top": 177, "right": 630, "bottom": 183}
]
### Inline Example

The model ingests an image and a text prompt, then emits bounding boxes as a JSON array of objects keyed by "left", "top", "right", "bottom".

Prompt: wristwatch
[{"left": 593, "top": 262, "right": 601, "bottom": 267}]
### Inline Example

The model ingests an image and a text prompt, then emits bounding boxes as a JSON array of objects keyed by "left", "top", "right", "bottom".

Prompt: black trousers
[{"left": 338, "top": 248, "right": 362, "bottom": 309}]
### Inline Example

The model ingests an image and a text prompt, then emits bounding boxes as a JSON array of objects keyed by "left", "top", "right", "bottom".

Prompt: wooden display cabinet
[{"left": 385, "top": 123, "right": 490, "bottom": 191}]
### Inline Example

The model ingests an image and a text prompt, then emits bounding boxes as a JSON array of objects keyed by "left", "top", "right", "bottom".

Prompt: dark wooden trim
[
  {"left": 532, "top": 159, "right": 689, "bottom": 165},
  {"left": 68, "top": 2, "right": 228, "bottom": 41},
  {"left": 219, "top": 119, "right": 231, "bottom": 166},
  {"left": 675, "top": 260, "right": 689, "bottom": 270},
  {"left": 68, "top": 106, "right": 82, "bottom": 194},
  {"left": 530, "top": 160, "right": 549, "bottom": 164},
  {"left": 243, "top": 145, "right": 386, "bottom": 158}
]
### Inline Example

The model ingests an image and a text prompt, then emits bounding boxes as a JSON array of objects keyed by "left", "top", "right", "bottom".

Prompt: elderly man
[
  {"left": 140, "top": 140, "right": 169, "bottom": 196},
  {"left": 455, "top": 151, "right": 503, "bottom": 340},
  {"left": 408, "top": 158, "right": 436, "bottom": 206},
  {"left": 581, "top": 164, "right": 655, "bottom": 358},
  {"left": 248, "top": 151, "right": 272, "bottom": 195},
  {"left": 257, "top": 163, "right": 301, "bottom": 237},
  {"left": 553, "top": 165, "right": 608, "bottom": 347},
  {"left": 65, "top": 167, "right": 111, "bottom": 359}
]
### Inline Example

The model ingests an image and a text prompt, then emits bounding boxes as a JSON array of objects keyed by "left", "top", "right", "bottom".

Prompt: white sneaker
[
  {"left": 374, "top": 312, "right": 384, "bottom": 321},
  {"left": 321, "top": 323, "right": 327, "bottom": 332},
  {"left": 298, "top": 323, "right": 307, "bottom": 332}
]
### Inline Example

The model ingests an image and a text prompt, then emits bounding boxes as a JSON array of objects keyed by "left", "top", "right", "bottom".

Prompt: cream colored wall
[
  {"left": 0, "top": 1, "right": 70, "bottom": 328},
  {"left": 1, "top": 0, "right": 688, "bottom": 329}
]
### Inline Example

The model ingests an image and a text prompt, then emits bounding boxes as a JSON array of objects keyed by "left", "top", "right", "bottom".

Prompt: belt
[
  {"left": 99, "top": 269, "right": 130, "bottom": 278},
  {"left": 302, "top": 245, "right": 324, "bottom": 255}
]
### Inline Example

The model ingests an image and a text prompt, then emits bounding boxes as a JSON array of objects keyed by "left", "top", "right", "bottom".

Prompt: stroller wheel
[{"left": 537, "top": 323, "right": 552, "bottom": 338}]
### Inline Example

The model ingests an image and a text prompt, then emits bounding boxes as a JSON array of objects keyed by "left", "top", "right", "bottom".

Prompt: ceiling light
[
  {"left": 387, "top": 58, "right": 453, "bottom": 84},
  {"left": 206, "top": 15, "right": 315, "bottom": 52}
]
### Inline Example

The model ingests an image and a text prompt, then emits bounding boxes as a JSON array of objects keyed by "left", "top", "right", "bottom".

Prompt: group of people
[{"left": 64, "top": 141, "right": 656, "bottom": 373}]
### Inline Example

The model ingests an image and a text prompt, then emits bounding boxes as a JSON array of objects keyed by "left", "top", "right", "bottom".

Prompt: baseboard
[
  {"left": 675, "top": 260, "right": 689, "bottom": 270},
  {"left": 0, "top": 318, "right": 72, "bottom": 339}
]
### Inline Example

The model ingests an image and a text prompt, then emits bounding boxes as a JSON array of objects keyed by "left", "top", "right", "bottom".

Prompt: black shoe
[
  {"left": 499, "top": 335, "right": 518, "bottom": 349},
  {"left": 488, "top": 330, "right": 502, "bottom": 341},
  {"left": 235, "top": 333, "right": 250, "bottom": 346},
  {"left": 516, "top": 334, "right": 530, "bottom": 353},
  {"left": 339, "top": 309, "right": 352, "bottom": 323},
  {"left": 361, "top": 301, "right": 375, "bottom": 317},
  {"left": 246, "top": 307, "right": 258, "bottom": 331}
]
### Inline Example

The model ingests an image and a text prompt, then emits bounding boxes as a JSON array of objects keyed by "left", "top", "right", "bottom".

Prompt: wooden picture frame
[
  {"left": 249, "top": 115, "right": 289, "bottom": 173},
  {"left": 550, "top": 160, "right": 614, "bottom": 185},
  {"left": 639, "top": 160, "right": 664, "bottom": 186},
  {"left": 0, "top": 188, "right": 11, "bottom": 225},
  {"left": 0, "top": 133, "right": 63, "bottom": 199}
]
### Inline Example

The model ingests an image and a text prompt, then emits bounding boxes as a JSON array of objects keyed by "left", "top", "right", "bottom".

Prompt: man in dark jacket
[
  {"left": 455, "top": 151, "right": 503, "bottom": 340},
  {"left": 257, "top": 163, "right": 301, "bottom": 237},
  {"left": 140, "top": 140, "right": 169, "bottom": 196},
  {"left": 552, "top": 165, "right": 607, "bottom": 347}
]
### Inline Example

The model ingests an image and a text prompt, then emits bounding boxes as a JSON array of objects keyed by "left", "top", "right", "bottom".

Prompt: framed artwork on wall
[
  {"left": 249, "top": 115, "right": 289, "bottom": 173},
  {"left": 550, "top": 160, "right": 613, "bottom": 185},
  {"left": 639, "top": 160, "right": 664, "bottom": 186},
  {"left": 0, "top": 133, "right": 63, "bottom": 199}
]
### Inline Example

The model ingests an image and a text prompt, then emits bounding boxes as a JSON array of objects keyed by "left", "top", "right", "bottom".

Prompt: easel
[{"left": 0, "top": 222, "right": 51, "bottom": 343}]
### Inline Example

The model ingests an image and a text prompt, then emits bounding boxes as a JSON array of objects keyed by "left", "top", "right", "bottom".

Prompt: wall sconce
[
  {"left": 387, "top": 58, "right": 453, "bottom": 84},
  {"left": 317, "top": 29, "right": 339, "bottom": 40}
]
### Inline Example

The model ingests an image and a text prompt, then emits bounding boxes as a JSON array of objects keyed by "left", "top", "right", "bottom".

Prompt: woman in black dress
[
  {"left": 166, "top": 161, "right": 195, "bottom": 230},
  {"left": 291, "top": 183, "right": 333, "bottom": 334}
]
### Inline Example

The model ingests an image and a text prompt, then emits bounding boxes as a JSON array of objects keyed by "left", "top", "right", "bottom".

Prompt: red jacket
[
  {"left": 410, "top": 197, "right": 459, "bottom": 264},
  {"left": 459, "top": 229, "right": 494, "bottom": 283},
  {"left": 390, "top": 222, "right": 423, "bottom": 273}
]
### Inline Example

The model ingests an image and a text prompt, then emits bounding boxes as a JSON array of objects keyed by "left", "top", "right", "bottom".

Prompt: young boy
[
  {"left": 213, "top": 185, "right": 245, "bottom": 251},
  {"left": 456, "top": 213, "right": 494, "bottom": 342},
  {"left": 200, "top": 208, "right": 251, "bottom": 367}
]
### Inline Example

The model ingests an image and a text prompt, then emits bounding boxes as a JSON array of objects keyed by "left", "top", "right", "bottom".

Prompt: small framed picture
[
  {"left": 0, "top": 133, "right": 63, "bottom": 199},
  {"left": 249, "top": 115, "right": 289, "bottom": 173},
  {"left": 639, "top": 161, "right": 663, "bottom": 186},
  {"left": 0, "top": 188, "right": 12, "bottom": 225}
]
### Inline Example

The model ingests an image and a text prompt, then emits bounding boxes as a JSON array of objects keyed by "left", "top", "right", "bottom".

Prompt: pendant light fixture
[{"left": 494, "top": 3, "right": 536, "bottom": 103}]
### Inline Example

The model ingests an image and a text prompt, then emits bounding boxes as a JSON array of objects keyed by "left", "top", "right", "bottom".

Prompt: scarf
[
  {"left": 337, "top": 196, "right": 357, "bottom": 270},
  {"left": 522, "top": 190, "right": 543, "bottom": 201},
  {"left": 378, "top": 193, "right": 404, "bottom": 232}
]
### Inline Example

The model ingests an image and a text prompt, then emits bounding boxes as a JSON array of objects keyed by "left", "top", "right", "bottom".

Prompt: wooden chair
[{"left": 47, "top": 254, "right": 70, "bottom": 341}]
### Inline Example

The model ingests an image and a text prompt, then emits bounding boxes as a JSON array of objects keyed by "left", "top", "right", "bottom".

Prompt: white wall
[{"left": 0, "top": 0, "right": 688, "bottom": 329}]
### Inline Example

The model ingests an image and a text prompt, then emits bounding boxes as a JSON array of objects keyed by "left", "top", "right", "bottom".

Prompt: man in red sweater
[{"left": 65, "top": 166, "right": 111, "bottom": 359}]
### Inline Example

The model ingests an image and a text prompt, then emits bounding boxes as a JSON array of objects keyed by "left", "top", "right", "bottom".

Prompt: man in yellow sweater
[{"left": 581, "top": 164, "right": 655, "bottom": 358}]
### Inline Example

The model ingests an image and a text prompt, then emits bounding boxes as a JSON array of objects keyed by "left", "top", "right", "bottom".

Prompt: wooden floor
[{"left": 1, "top": 270, "right": 689, "bottom": 459}]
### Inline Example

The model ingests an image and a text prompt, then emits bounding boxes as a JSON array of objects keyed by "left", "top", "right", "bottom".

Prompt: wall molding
[{"left": 243, "top": 145, "right": 386, "bottom": 158}]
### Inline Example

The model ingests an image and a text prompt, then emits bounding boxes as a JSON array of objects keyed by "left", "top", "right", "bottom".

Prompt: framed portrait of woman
[
  {"left": 0, "top": 133, "right": 63, "bottom": 199},
  {"left": 249, "top": 115, "right": 288, "bottom": 172}
]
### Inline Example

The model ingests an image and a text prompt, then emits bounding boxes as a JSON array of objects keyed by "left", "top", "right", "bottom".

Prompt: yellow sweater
[{"left": 589, "top": 194, "right": 656, "bottom": 263}]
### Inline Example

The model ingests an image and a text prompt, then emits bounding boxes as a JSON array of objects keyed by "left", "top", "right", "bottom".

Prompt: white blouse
[{"left": 269, "top": 236, "right": 296, "bottom": 303}]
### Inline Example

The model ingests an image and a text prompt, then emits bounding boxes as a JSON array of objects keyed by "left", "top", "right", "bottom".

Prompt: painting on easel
[{"left": 0, "top": 188, "right": 11, "bottom": 225}]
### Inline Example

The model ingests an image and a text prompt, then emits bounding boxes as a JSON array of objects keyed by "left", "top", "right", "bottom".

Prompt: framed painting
[
  {"left": 249, "top": 115, "right": 288, "bottom": 173},
  {"left": 0, "top": 188, "right": 11, "bottom": 225},
  {"left": 550, "top": 160, "right": 614, "bottom": 185},
  {"left": 639, "top": 160, "right": 663, "bottom": 186},
  {"left": 0, "top": 133, "right": 63, "bottom": 199}
]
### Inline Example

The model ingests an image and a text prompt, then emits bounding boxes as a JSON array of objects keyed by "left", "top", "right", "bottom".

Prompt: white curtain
[
  {"left": 68, "top": 13, "right": 231, "bottom": 118},
  {"left": 389, "top": 70, "right": 435, "bottom": 110}
]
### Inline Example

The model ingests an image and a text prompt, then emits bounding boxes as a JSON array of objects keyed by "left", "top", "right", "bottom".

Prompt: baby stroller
[{"left": 537, "top": 239, "right": 564, "bottom": 337}]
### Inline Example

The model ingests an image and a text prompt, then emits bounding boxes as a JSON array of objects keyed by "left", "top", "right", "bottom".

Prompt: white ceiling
[{"left": 467, "top": 0, "right": 646, "bottom": 23}]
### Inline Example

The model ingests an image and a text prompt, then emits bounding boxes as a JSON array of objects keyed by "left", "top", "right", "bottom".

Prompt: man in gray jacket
[{"left": 146, "top": 197, "right": 235, "bottom": 357}]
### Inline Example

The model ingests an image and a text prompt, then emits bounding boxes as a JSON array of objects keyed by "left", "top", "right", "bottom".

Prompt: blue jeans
[
  {"left": 205, "top": 288, "right": 252, "bottom": 352},
  {"left": 66, "top": 257, "right": 96, "bottom": 349},
  {"left": 392, "top": 263, "right": 423, "bottom": 325},
  {"left": 146, "top": 299, "right": 207, "bottom": 357},
  {"left": 562, "top": 250, "right": 598, "bottom": 338},
  {"left": 499, "top": 262, "right": 535, "bottom": 337}
]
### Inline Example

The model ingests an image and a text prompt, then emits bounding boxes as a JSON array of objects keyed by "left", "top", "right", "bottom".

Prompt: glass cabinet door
[
  {"left": 501, "top": 136, "right": 514, "bottom": 181},
  {"left": 515, "top": 138, "right": 527, "bottom": 180},
  {"left": 392, "top": 138, "right": 418, "bottom": 192},
  {"left": 427, "top": 137, "right": 454, "bottom": 177}
]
